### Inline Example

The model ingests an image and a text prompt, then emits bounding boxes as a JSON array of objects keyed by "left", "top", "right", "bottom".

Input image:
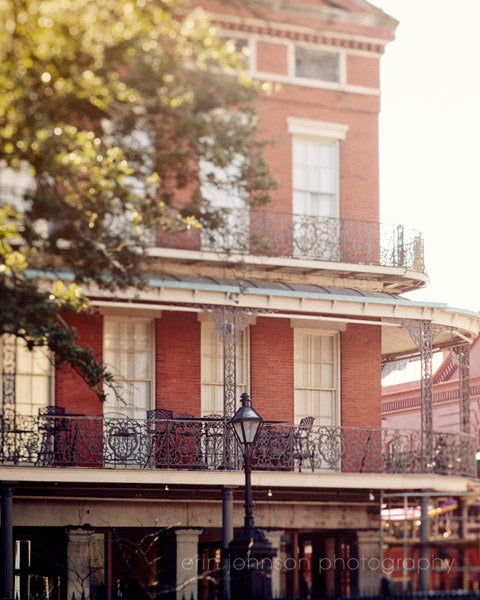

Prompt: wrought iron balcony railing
[
  {"left": 160, "top": 210, "right": 425, "bottom": 274},
  {"left": 0, "top": 414, "right": 474, "bottom": 477}
]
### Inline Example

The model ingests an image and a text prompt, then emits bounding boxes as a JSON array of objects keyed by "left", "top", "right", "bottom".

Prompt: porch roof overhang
[
  {"left": 0, "top": 466, "right": 473, "bottom": 495},
  {"left": 88, "top": 274, "right": 480, "bottom": 361}
]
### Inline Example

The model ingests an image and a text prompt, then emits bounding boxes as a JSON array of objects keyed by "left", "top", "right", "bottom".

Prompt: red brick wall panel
[
  {"left": 155, "top": 312, "right": 201, "bottom": 415},
  {"left": 347, "top": 55, "right": 380, "bottom": 89},
  {"left": 255, "top": 88, "right": 380, "bottom": 223},
  {"left": 55, "top": 312, "right": 103, "bottom": 417},
  {"left": 250, "top": 317, "right": 294, "bottom": 423},
  {"left": 341, "top": 323, "right": 382, "bottom": 428},
  {"left": 256, "top": 41, "right": 289, "bottom": 75}
]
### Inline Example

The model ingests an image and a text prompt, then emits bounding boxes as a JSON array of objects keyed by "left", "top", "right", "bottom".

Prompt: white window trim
[
  {"left": 293, "top": 328, "right": 341, "bottom": 427},
  {"left": 290, "top": 318, "right": 346, "bottom": 332},
  {"left": 287, "top": 117, "right": 349, "bottom": 140},
  {"left": 102, "top": 316, "right": 155, "bottom": 414}
]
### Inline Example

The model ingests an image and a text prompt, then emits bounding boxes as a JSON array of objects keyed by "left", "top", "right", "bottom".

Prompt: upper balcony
[
  {"left": 152, "top": 210, "right": 427, "bottom": 293},
  {"left": 1, "top": 413, "right": 474, "bottom": 479}
]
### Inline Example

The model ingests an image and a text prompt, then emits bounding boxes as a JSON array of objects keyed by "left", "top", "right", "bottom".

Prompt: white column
[
  {"left": 266, "top": 530, "right": 284, "bottom": 599},
  {"left": 175, "top": 528, "right": 202, "bottom": 600},
  {"left": 357, "top": 530, "right": 381, "bottom": 595},
  {"left": 67, "top": 527, "right": 93, "bottom": 600}
]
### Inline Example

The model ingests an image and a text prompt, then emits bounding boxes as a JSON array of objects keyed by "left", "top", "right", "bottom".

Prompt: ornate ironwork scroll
[
  {"left": 391, "top": 319, "right": 467, "bottom": 469},
  {"left": 2, "top": 335, "right": 16, "bottom": 423},
  {"left": 1, "top": 415, "right": 476, "bottom": 476},
  {"left": 391, "top": 319, "right": 436, "bottom": 465},
  {"left": 208, "top": 306, "right": 255, "bottom": 419},
  {"left": 419, "top": 321, "right": 433, "bottom": 448},
  {"left": 1, "top": 416, "right": 475, "bottom": 477},
  {"left": 396, "top": 320, "right": 433, "bottom": 442},
  {"left": 202, "top": 209, "right": 425, "bottom": 272},
  {"left": 207, "top": 306, "right": 256, "bottom": 468},
  {"left": 453, "top": 344, "right": 471, "bottom": 434},
  {"left": 396, "top": 224, "right": 405, "bottom": 267}
]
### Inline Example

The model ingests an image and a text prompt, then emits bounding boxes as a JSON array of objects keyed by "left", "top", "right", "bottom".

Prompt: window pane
[
  {"left": 1, "top": 337, "right": 52, "bottom": 416},
  {"left": 294, "top": 331, "right": 337, "bottom": 424},
  {"left": 295, "top": 46, "right": 340, "bottom": 82},
  {"left": 292, "top": 139, "right": 338, "bottom": 219},
  {"left": 103, "top": 319, "right": 152, "bottom": 415}
]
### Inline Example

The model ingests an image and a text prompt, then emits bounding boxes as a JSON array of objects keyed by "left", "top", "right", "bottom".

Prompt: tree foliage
[{"left": 0, "top": 0, "right": 275, "bottom": 398}]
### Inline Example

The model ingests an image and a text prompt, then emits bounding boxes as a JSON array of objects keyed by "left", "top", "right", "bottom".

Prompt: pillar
[
  {"left": 209, "top": 307, "right": 253, "bottom": 468},
  {"left": 324, "top": 537, "right": 336, "bottom": 598},
  {"left": 357, "top": 530, "right": 381, "bottom": 595},
  {"left": 399, "top": 319, "right": 434, "bottom": 465},
  {"left": 456, "top": 345, "right": 471, "bottom": 433},
  {"left": 175, "top": 528, "right": 202, "bottom": 600},
  {"left": 419, "top": 496, "right": 429, "bottom": 592},
  {"left": 459, "top": 497, "right": 469, "bottom": 590},
  {"left": 222, "top": 487, "right": 235, "bottom": 600},
  {"left": 265, "top": 530, "right": 284, "bottom": 599},
  {"left": 67, "top": 527, "right": 93, "bottom": 600},
  {"left": 1, "top": 485, "right": 14, "bottom": 600},
  {"left": 292, "top": 531, "right": 300, "bottom": 598}
]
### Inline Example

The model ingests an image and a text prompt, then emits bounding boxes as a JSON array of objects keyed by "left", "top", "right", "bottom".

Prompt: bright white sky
[{"left": 368, "top": 0, "right": 480, "bottom": 314}]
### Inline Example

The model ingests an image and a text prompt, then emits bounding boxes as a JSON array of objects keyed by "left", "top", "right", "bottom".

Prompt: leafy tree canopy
[{"left": 0, "top": 0, "right": 275, "bottom": 398}]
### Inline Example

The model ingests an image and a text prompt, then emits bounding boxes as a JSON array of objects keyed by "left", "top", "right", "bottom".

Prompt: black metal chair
[
  {"left": 293, "top": 416, "right": 315, "bottom": 472},
  {"left": 146, "top": 408, "right": 173, "bottom": 421},
  {"left": 202, "top": 414, "right": 225, "bottom": 469},
  {"left": 169, "top": 412, "right": 206, "bottom": 469},
  {"left": 145, "top": 408, "right": 174, "bottom": 468},
  {"left": 36, "top": 406, "right": 66, "bottom": 466}
]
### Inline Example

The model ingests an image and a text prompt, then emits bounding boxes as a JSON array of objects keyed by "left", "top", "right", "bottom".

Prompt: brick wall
[
  {"left": 55, "top": 312, "right": 103, "bottom": 417},
  {"left": 53, "top": 312, "right": 383, "bottom": 429},
  {"left": 152, "top": 2, "right": 389, "bottom": 250},
  {"left": 155, "top": 312, "right": 201, "bottom": 415},
  {"left": 341, "top": 323, "right": 382, "bottom": 428},
  {"left": 256, "top": 40, "right": 288, "bottom": 75},
  {"left": 250, "top": 317, "right": 294, "bottom": 423}
]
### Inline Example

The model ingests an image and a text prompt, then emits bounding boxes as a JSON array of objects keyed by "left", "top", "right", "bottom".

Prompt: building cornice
[
  {"left": 214, "top": 14, "right": 389, "bottom": 54},
  {"left": 222, "top": 0, "right": 398, "bottom": 32},
  {"left": 382, "top": 376, "right": 480, "bottom": 415}
]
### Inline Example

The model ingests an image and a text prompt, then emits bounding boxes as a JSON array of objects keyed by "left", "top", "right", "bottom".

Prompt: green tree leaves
[{"left": 0, "top": 0, "right": 275, "bottom": 399}]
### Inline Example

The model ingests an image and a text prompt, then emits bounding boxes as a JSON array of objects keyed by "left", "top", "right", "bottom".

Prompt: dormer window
[{"left": 295, "top": 46, "right": 341, "bottom": 83}]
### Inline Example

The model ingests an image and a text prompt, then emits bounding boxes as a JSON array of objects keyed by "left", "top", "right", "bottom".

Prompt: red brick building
[{"left": 2, "top": 1, "right": 480, "bottom": 599}]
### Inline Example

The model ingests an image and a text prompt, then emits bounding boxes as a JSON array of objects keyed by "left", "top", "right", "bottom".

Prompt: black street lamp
[{"left": 227, "top": 393, "right": 276, "bottom": 600}]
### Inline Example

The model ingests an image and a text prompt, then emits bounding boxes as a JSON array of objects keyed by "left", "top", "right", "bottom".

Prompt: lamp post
[{"left": 227, "top": 393, "right": 276, "bottom": 600}]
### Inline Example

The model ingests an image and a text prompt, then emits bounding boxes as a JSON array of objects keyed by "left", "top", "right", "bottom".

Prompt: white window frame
[
  {"left": 200, "top": 319, "right": 250, "bottom": 417},
  {"left": 292, "top": 135, "right": 341, "bottom": 219},
  {"left": 293, "top": 328, "right": 340, "bottom": 426},
  {"left": 102, "top": 316, "right": 154, "bottom": 419}
]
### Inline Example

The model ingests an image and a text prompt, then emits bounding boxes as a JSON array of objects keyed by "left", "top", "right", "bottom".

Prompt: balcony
[
  {"left": 0, "top": 414, "right": 474, "bottom": 478},
  {"left": 154, "top": 211, "right": 427, "bottom": 291}
]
